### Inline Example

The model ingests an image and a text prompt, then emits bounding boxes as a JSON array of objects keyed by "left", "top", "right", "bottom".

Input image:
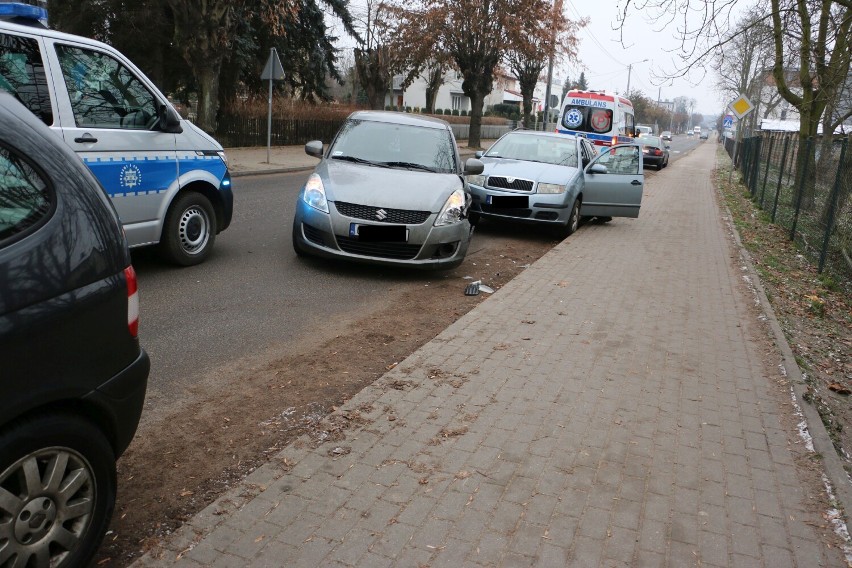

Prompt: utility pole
[
  {"left": 542, "top": 0, "right": 558, "bottom": 131},
  {"left": 625, "top": 59, "right": 648, "bottom": 95}
]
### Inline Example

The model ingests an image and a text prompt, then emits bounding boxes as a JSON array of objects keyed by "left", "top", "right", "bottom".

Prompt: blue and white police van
[{"left": 0, "top": 0, "right": 233, "bottom": 265}]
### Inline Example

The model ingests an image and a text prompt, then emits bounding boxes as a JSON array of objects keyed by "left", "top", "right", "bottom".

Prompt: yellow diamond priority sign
[{"left": 729, "top": 94, "right": 754, "bottom": 119}]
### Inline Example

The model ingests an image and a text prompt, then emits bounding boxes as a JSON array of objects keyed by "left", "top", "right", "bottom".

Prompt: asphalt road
[
  {"left": 664, "top": 133, "right": 705, "bottom": 163},
  {"left": 131, "top": 170, "right": 444, "bottom": 420},
  {"left": 132, "top": 137, "right": 706, "bottom": 420}
]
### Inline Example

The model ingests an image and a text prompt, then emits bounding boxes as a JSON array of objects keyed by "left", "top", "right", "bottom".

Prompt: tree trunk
[
  {"left": 468, "top": 92, "right": 485, "bottom": 149},
  {"left": 424, "top": 67, "right": 443, "bottom": 114},
  {"left": 195, "top": 61, "right": 222, "bottom": 134},
  {"left": 793, "top": 109, "right": 820, "bottom": 209}
]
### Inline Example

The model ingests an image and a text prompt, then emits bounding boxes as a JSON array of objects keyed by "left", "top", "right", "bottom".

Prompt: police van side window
[
  {"left": 0, "top": 143, "right": 53, "bottom": 244},
  {"left": 55, "top": 45, "right": 158, "bottom": 130},
  {"left": 0, "top": 34, "right": 53, "bottom": 125}
]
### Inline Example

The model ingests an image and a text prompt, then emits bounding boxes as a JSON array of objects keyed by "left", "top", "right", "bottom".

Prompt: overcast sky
[
  {"left": 333, "top": 1, "right": 748, "bottom": 119},
  {"left": 562, "top": 3, "right": 733, "bottom": 118}
]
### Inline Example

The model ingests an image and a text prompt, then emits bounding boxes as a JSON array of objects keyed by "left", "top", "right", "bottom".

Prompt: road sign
[
  {"left": 728, "top": 95, "right": 754, "bottom": 119},
  {"left": 262, "top": 48, "right": 285, "bottom": 164},
  {"left": 261, "top": 48, "right": 285, "bottom": 81},
  {"left": 723, "top": 115, "right": 734, "bottom": 129}
]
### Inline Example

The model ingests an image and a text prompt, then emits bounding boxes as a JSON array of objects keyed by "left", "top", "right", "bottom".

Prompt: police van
[
  {"left": 557, "top": 89, "right": 636, "bottom": 147},
  {"left": 0, "top": 0, "right": 233, "bottom": 265}
]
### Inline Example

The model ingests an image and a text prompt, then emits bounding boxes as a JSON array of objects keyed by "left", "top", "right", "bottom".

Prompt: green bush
[
  {"left": 443, "top": 109, "right": 452, "bottom": 115},
  {"left": 460, "top": 109, "right": 468, "bottom": 116},
  {"left": 405, "top": 106, "right": 412, "bottom": 113},
  {"left": 434, "top": 108, "right": 443, "bottom": 115},
  {"left": 452, "top": 109, "right": 460, "bottom": 116},
  {"left": 385, "top": 105, "right": 392, "bottom": 111},
  {"left": 491, "top": 103, "right": 521, "bottom": 118}
]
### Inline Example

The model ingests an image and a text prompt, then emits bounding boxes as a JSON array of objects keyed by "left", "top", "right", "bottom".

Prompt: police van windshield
[{"left": 561, "top": 105, "right": 614, "bottom": 135}]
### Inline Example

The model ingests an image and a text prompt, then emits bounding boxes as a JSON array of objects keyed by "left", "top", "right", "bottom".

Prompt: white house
[{"left": 387, "top": 69, "right": 563, "bottom": 115}]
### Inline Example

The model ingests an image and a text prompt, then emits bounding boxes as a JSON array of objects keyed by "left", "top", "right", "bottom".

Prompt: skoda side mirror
[{"left": 464, "top": 158, "right": 485, "bottom": 175}]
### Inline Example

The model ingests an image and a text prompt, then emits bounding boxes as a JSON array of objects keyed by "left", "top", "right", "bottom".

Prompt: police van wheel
[
  {"left": 0, "top": 413, "right": 116, "bottom": 568},
  {"left": 161, "top": 192, "right": 217, "bottom": 266}
]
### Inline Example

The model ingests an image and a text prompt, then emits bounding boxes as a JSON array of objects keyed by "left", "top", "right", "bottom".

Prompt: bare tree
[
  {"left": 712, "top": 6, "right": 783, "bottom": 122},
  {"left": 504, "top": 0, "right": 585, "bottom": 128},
  {"left": 616, "top": 0, "right": 851, "bottom": 142}
]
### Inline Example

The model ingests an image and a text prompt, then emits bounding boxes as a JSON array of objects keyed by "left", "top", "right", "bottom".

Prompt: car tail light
[
  {"left": 654, "top": 148, "right": 663, "bottom": 156},
  {"left": 125, "top": 266, "right": 139, "bottom": 337}
]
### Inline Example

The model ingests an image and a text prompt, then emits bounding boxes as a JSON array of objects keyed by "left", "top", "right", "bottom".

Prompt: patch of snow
[{"left": 789, "top": 384, "right": 852, "bottom": 560}]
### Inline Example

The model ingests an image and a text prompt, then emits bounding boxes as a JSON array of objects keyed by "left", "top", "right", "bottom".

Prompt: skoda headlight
[
  {"left": 435, "top": 188, "right": 467, "bottom": 226},
  {"left": 537, "top": 182, "right": 566, "bottom": 194},
  {"left": 302, "top": 173, "right": 329, "bottom": 213},
  {"left": 466, "top": 174, "right": 486, "bottom": 187}
]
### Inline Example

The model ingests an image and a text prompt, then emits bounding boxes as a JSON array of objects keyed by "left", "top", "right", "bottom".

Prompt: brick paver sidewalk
[{"left": 135, "top": 143, "right": 842, "bottom": 567}]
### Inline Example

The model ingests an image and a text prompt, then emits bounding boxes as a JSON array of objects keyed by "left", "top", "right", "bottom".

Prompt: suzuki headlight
[
  {"left": 537, "top": 182, "right": 566, "bottom": 194},
  {"left": 466, "top": 174, "right": 486, "bottom": 187},
  {"left": 435, "top": 188, "right": 467, "bottom": 226},
  {"left": 302, "top": 173, "right": 329, "bottom": 213}
]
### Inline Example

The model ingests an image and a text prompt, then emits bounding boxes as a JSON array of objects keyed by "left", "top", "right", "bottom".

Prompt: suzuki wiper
[
  {"left": 332, "top": 155, "right": 387, "bottom": 167},
  {"left": 380, "top": 161, "right": 437, "bottom": 172}
]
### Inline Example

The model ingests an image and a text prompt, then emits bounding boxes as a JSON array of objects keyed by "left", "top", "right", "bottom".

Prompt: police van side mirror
[{"left": 157, "top": 105, "right": 183, "bottom": 134}]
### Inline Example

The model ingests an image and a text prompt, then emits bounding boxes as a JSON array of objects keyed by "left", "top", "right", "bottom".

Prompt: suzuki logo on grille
[
  {"left": 506, "top": 177, "right": 516, "bottom": 183},
  {"left": 376, "top": 209, "right": 388, "bottom": 221}
]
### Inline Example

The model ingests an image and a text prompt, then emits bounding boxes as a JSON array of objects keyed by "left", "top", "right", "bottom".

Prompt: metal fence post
[
  {"left": 772, "top": 135, "right": 791, "bottom": 222},
  {"left": 750, "top": 137, "right": 762, "bottom": 196},
  {"left": 790, "top": 137, "right": 813, "bottom": 241},
  {"left": 818, "top": 137, "right": 848, "bottom": 273},
  {"left": 759, "top": 134, "right": 776, "bottom": 207}
]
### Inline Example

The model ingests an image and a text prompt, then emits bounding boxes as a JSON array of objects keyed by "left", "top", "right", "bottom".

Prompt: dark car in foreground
[
  {"left": 467, "top": 131, "right": 645, "bottom": 237},
  {"left": 292, "top": 111, "right": 484, "bottom": 270},
  {"left": 639, "top": 135, "right": 670, "bottom": 170},
  {"left": 0, "top": 92, "right": 149, "bottom": 567}
]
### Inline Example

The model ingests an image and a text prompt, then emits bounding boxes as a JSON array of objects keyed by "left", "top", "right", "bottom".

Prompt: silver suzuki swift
[{"left": 292, "top": 111, "right": 484, "bottom": 270}]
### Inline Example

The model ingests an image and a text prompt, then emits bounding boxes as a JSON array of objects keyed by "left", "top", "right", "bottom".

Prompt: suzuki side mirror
[{"left": 305, "top": 140, "right": 324, "bottom": 158}]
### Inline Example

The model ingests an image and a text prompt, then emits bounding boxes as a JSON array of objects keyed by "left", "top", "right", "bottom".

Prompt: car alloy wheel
[{"left": 0, "top": 414, "right": 116, "bottom": 568}]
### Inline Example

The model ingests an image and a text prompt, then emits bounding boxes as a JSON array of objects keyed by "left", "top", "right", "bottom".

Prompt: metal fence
[
  {"left": 214, "top": 114, "right": 513, "bottom": 147},
  {"left": 214, "top": 115, "right": 346, "bottom": 147},
  {"left": 724, "top": 132, "right": 852, "bottom": 277}
]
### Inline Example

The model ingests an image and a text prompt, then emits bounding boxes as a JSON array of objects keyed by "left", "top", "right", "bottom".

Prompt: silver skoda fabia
[{"left": 292, "top": 111, "right": 484, "bottom": 270}]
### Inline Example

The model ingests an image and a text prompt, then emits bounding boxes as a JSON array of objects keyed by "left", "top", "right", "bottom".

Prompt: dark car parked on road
[
  {"left": 0, "top": 92, "right": 149, "bottom": 567},
  {"left": 639, "top": 135, "right": 670, "bottom": 170}
]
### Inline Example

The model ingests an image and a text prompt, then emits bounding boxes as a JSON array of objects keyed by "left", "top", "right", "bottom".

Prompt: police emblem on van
[{"left": 120, "top": 163, "right": 142, "bottom": 190}]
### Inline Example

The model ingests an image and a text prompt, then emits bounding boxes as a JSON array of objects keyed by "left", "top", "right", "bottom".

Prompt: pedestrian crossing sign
[{"left": 729, "top": 95, "right": 754, "bottom": 119}]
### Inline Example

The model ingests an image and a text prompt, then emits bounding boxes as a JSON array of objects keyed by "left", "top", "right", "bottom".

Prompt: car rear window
[
  {"left": 0, "top": 143, "right": 53, "bottom": 244},
  {"left": 561, "top": 106, "right": 613, "bottom": 134}
]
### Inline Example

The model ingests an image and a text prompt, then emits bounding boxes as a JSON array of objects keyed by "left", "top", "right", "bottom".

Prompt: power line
[{"left": 565, "top": 2, "right": 625, "bottom": 67}]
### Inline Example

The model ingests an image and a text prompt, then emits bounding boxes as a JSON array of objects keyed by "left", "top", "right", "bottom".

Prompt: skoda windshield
[
  {"left": 484, "top": 132, "right": 578, "bottom": 167},
  {"left": 329, "top": 119, "right": 457, "bottom": 174}
]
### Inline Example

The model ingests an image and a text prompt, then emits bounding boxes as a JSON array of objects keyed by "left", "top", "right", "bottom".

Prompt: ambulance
[
  {"left": 557, "top": 89, "right": 637, "bottom": 147},
  {"left": 0, "top": 0, "right": 233, "bottom": 265}
]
